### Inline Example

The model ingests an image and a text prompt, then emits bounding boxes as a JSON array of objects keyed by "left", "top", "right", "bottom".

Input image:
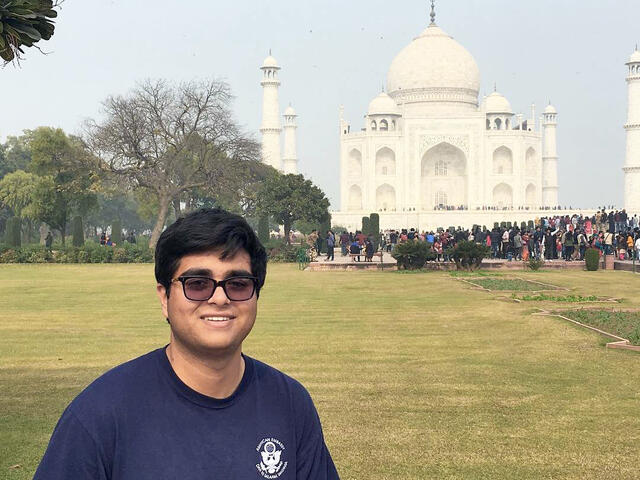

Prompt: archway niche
[
  {"left": 376, "top": 184, "right": 396, "bottom": 211},
  {"left": 375, "top": 147, "right": 396, "bottom": 175},
  {"left": 421, "top": 142, "right": 467, "bottom": 209},
  {"left": 525, "top": 183, "right": 537, "bottom": 207},
  {"left": 371, "top": 120, "right": 377, "bottom": 131},
  {"left": 379, "top": 119, "right": 388, "bottom": 131},
  {"left": 348, "top": 185, "right": 363, "bottom": 211},
  {"left": 348, "top": 149, "right": 362, "bottom": 176},
  {"left": 495, "top": 118, "right": 502, "bottom": 130},
  {"left": 493, "top": 146, "right": 513, "bottom": 175},
  {"left": 493, "top": 183, "right": 513, "bottom": 208},
  {"left": 525, "top": 147, "right": 537, "bottom": 177}
]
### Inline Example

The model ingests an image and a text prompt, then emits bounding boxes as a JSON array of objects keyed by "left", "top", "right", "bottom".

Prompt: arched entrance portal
[{"left": 421, "top": 142, "right": 467, "bottom": 209}]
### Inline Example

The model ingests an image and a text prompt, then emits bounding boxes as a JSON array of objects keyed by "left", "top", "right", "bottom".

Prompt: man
[
  {"left": 325, "top": 230, "right": 335, "bottom": 261},
  {"left": 44, "top": 231, "right": 53, "bottom": 252},
  {"left": 339, "top": 231, "right": 349, "bottom": 256},
  {"left": 34, "top": 208, "right": 339, "bottom": 479}
]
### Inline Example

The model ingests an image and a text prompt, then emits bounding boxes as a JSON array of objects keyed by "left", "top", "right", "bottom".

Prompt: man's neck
[{"left": 165, "top": 342, "right": 245, "bottom": 399}]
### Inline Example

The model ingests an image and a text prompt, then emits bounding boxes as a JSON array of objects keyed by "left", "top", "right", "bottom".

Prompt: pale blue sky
[{"left": 2, "top": 0, "right": 639, "bottom": 210}]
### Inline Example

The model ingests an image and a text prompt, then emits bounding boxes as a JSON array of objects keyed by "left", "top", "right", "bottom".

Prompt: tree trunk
[
  {"left": 173, "top": 198, "right": 181, "bottom": 218},
  {"left": 283, "top": 218, "right": 291, "bottom": 245},
  {"left": 149, "top": 195, "right": 172, "bottom": 250}
]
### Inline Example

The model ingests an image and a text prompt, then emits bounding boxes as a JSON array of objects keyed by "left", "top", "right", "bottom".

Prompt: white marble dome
[
  {"left": 387, "top": 24, "right": 480, "bottom": 106},
  {"left": 545, "top": 104, "right": 557, "bottom": 114},
  {"left": 629, "top": 50, "right": 640, "bottom": 63},
  {"left": 284, "top": 105, "right": 296, "bottom": 116},
  {"left": 262, "top": 55, "right": 279, "bottom": 68},
  {"left": 367, "top": 91, "right": 401, "bottom": 116},
  {"left": 483, "top": 91, "right": 512, "bottom": 114}
]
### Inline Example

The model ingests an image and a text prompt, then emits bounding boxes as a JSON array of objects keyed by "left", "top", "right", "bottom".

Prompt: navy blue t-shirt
[{"left": 34, "top": 348, "right": 339, "bottom": 479}]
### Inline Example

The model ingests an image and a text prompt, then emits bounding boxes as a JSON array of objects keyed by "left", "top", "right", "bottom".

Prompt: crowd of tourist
[{"left": 327, "top": 210, "right": 640, "bottom": 263}]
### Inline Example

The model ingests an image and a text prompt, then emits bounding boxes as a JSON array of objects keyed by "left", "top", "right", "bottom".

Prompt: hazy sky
[{"left": 2, "top": 0, "right": 639, "bottom": 210}]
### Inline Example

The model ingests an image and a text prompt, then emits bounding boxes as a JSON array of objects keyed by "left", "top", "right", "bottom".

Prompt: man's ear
[{"left": 157, "top": 284, "right": 169, "bottom": 319}]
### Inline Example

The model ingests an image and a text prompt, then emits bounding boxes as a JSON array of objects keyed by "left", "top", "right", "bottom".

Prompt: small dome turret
[
  {"left": 629, "top": 50, "right": 640, "bottom": 63},
  {"left": 544, "top": 104, "right": 557, "bottom": 114},
  {"left": 483, "top": 91, "right": 512, "bottom": 114},
  {"left": 367, "top": 92, "right": 401, "bottom": 116},
  {"left": 262, "top": 55, "right": 279, "bottom": 68}
]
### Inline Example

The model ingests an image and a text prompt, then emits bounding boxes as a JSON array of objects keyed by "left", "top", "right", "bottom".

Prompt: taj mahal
[{"left": 259, "top": 4, "right": 640, "bottom": 231}]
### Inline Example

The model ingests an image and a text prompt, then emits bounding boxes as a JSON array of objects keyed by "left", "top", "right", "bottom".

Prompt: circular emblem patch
[{"left": 256, "top": 437, "right": 288, "bottom": 478}]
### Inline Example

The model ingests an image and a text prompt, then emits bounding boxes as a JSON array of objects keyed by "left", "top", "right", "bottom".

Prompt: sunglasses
[{"left": 171, "top": 275, "right": 258, "bottom": 302}]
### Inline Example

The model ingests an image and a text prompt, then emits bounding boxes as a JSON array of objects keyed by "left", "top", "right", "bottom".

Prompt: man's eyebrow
[
  {"left": 178, "top": 268, "right": 212, "bottom": 277},
  {"left": 177, "top": 268, "right": 253, "bottom": 278},
  {"left": 226, "top": 269, "right": 253, "bottom": 278}
]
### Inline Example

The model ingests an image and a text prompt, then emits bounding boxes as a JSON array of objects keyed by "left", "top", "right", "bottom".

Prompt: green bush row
[{"left": 0, "top": 243, "right": 154, "bottom": 264}]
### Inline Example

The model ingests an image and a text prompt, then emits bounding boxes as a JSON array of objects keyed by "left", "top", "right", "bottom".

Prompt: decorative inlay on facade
[
  {"left": 420, "top": 134, "right": 470, "bottom": 156},
  {"left": 624, "top": 123, "right": 640, "bottom": 130},
  {"left": 390, "top": 87, "right": 478, "bottom": 106}
]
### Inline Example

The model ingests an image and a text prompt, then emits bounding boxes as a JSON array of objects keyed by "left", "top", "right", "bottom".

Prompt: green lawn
[{"left": 1, "top": 264, "right": 640, "bottom": 479}]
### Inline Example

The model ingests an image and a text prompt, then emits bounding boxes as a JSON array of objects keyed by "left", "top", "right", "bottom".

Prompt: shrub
[
  {"left": 585, "top": 248, "right": 600, "bottom": 271},
  {"left": 362, "top": 216, "right": 370, "bottom": 236},
  {"left": 0, "top": 243, "right": 153, "bottom": 263},
  {"left": 392, "top": 241, "right": 435, "bottom": 270},
  {"left": 267, "top": 243, "right": 301, "bottom": 263},
  {"left": 527, "top": 257, "right": 545, "bottom": 271},
  {"left": 446, "top": 240, "right": 490, "bottom": 271},
  {"left": 77, "top": 250, "right": 90, "bottom": 263},
  {"left": 0, "top": 248, "right": 20, "bottom": 263},
  {"left": 72, "top": 216, "right": 84, "bottom": 247},
  {"left": 369, "top": 213, "right": 380, "bottom": 250}
]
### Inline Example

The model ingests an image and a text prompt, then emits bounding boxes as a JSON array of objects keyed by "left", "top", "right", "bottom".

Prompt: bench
[{"left": 349, "top": 251, "right": 383, "bottom": 262}]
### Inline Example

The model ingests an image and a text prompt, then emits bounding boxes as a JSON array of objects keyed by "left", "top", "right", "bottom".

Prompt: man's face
[{"left": 156, "top": 249, "right": 258, "bottom": 357}]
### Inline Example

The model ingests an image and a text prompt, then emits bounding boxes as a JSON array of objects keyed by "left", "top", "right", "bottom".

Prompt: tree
[
  {"left": 0, "top": 169, "right": 38, "bottom": 217},
  {"left": 0, "top": 0, "right": 61, "bottom": 64},
  {"left": 257, "top": 173, "right": 330, "bottom": 244},
  {"left": 86, "top": 78, "right": 260, "bottom": 249},
  {"left": 0, "top": 135, "right": 31, "bottom": 179},
  {"left": 26, "top": 127, "right": 98, "bottom": 244}
]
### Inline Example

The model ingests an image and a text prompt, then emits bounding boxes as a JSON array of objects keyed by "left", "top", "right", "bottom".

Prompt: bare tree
[{"left": 86, "top": 79, "right": 260, "bottom": 249}]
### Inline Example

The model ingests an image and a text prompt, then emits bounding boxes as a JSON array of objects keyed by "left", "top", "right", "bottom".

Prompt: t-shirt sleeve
[
  {"left": 294, "top": 386, "right": 340, "bottom": 480},
  {"left": 33, "top": 408, "right": 108, "bottom": 480}
]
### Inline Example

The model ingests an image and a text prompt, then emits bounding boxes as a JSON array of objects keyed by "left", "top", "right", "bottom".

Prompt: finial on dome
[
  {"left": 494, "top": 82, "right": 497, "bottom": 92},
  {"left": 269, "top": 48, "right": 272, "bottom": 55},
  {"left": 430, "top": 0, "right": 436, "bottom": 25}
]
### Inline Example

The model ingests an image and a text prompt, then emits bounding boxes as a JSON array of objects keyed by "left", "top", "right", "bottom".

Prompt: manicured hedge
[{"left": 0, "top": 243, "right": 154, "bottom": 263}]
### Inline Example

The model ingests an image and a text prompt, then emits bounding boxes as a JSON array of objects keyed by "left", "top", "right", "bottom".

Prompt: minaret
[
  {"left": 260, "top": 53, "right": 282, "bottom": 170},
  {"left": 282, "top": 104, "right": 298, "bottom": 174},
  {"left": 624, "top": 47, "right": 640, "bottom": 212},
  {"left": 542, "top": 103, "right": 559, "bottom": 207}
]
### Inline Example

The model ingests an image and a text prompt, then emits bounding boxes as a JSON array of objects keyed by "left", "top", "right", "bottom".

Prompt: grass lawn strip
[
  {"left": 551, "top": 309, "right": 640, "bottom": 347},
  {"left": 4, "top": 265, "right": 640, "bottom": 479},
  {"left": 460, "top": 277, "right": 564, "bottom": 292}
]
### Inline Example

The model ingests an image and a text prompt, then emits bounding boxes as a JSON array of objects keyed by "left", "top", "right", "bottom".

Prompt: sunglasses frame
[{"left": 171, "top": 275, "right": 258, "bottom": 302}]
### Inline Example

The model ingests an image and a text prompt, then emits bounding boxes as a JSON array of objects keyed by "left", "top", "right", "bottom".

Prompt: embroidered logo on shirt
[{"left": 256, "top": 437, "right": 288, "bottom": 478}]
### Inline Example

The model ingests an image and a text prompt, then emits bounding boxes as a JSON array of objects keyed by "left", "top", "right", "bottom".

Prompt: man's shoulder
[
  {"left": 68, "top": 348, "right": 163, "bottom": 416},
  {"left": 249, "top": 357, "right": 313, "bottom": 403}
]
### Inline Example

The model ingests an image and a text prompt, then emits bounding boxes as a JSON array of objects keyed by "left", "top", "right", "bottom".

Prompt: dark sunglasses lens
[
  {"left": 224, "top": 278, "right": 255, "bottom": 301},
  {"left": 183, "top": 278, "right": 215, "bottom": 301}
]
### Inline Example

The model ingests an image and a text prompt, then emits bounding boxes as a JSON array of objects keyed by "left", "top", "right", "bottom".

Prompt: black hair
[{"left": 155, "top": 208, "right": 267, "bottom": 298}]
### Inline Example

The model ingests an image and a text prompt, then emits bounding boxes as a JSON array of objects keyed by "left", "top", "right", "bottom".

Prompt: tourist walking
[{"left": 325, "top": 230, "right": 335, "bottom": 261}]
